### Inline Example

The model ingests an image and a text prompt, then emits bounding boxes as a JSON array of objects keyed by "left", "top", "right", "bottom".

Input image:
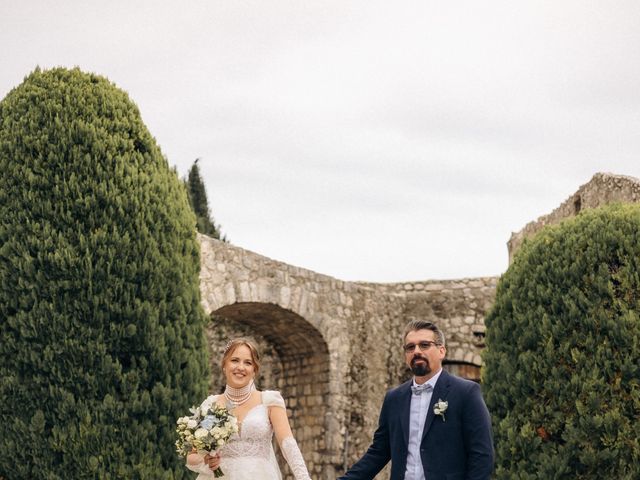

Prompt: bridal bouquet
[{"left": 176, "top": 403, "right": 239, "bottom": 478}]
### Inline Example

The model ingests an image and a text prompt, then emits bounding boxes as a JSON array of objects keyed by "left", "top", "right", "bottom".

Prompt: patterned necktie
[{"left": 411, "top": 383, "right": 432, "bottom": 396}]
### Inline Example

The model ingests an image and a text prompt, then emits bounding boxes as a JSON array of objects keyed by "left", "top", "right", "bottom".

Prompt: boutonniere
[{"left": 434, "top": 399, "right": 448, "bottom": 422}]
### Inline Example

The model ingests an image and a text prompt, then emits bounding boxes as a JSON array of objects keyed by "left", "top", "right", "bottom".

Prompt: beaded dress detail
[{"left": 220, "top": 403, "right": 274, "bottom": 462}]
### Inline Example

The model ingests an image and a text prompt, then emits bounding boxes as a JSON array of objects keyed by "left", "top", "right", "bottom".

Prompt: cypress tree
[
  {"left": 483, "top": 203, "right": 640, "bottom": 479},
  {"left": 186, "top": 159, "right": 226, "bottom": 240},
  {"left": 0, "top": 67, "right": 209, "bottom": 479}
]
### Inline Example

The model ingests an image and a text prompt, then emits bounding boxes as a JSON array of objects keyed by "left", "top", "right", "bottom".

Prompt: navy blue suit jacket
[{"left": 340, "top": 370, "right": 494, "bottom": 480}]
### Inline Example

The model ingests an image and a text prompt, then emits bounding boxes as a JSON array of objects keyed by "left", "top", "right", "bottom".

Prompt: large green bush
[
  {"left": 0, "top": 68, "right": 209, "bottom": 479},
  {"left": 483, "top": 203, "right": 640, "bottom": 479}
]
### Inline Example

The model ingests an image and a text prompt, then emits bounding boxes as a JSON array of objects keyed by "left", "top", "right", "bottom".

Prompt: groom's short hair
[{"left": 403, "top": 320, "right": 446, "bottom": 347}]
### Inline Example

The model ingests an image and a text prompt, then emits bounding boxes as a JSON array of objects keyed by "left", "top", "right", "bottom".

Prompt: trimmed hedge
[
  {"left": 483, "top": 203, "right": 640, "bottom": 479},
  {"left": 0, "top": 68, "right": 209, "bottom": 479}
]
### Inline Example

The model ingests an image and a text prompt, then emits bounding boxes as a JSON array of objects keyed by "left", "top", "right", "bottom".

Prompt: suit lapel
[
  {"left": 399, "top": 381, "right": 413, "bottom": 447},
  {"left": 422, "top": 370, "right": 451, "bottom": 440}
]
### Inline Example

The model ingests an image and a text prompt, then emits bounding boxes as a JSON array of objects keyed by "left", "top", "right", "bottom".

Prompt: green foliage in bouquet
[
  {"left": 483, "top": 203, "right": 640, "bottom": 479},
  {"left": 0, "top": 68, "right": 209, "bottom": 479}
]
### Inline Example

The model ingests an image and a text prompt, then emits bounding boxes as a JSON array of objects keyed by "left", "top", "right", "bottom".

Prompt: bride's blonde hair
[{"left": 221, "top": 338, "right": 261, "bottom": 376}]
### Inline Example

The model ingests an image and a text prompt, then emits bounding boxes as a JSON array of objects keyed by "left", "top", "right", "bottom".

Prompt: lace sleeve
[{"left": 281, "top": 436, "right": 311, "bottom": 480}]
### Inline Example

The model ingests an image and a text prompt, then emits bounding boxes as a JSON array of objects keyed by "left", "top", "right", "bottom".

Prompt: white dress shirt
[{"left": 404, "top": 368, "right": 443, "bottom": 480}]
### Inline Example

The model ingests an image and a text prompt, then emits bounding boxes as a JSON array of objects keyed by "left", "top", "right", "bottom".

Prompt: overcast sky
[{"left": 2, "top": 1, "right": 640, "bottom": 282}]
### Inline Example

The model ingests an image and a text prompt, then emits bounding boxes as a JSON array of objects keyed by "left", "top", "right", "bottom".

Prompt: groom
[{"left": 339, "top": 320, "right": 494, "bottom": 480}]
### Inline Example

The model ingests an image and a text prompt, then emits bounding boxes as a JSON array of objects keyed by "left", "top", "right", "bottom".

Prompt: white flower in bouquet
[
  {"left": 194, "top": 428, "right": 208, "bottom": 439},
  {"left": 175, "top": 402, "right": 239, "bottom": 478}
]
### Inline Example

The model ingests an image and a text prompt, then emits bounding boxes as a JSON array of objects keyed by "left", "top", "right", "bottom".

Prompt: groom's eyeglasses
[{"left": 403, "top": 341, "right": 441, "bottom": 353}]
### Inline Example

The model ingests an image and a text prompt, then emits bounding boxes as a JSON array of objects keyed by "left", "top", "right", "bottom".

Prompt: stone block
[
  {"left": 279, "top": 286, "right": 291, "bottom": 308},
  {"left": 299, "top": 289, "right": 309, "bottom": 316},
  {"left": 224, "top": 283, "right": 236, "bottom": 304},
  {"left": 238, "top": 281, "right": 250, "bottom": 301}
]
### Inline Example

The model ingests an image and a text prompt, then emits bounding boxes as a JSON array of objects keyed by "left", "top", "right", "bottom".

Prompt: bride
[{"left": 186, "top": 338, "right": 312, "bottom": 479}]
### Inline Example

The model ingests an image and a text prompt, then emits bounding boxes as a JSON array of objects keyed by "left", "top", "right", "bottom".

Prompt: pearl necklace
[{"left": 224, "top": 380, "right": 255, "bottom": 407}]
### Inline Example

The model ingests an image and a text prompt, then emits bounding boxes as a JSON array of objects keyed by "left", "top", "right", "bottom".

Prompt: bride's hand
[{"left": 204, "top": 452, "right": 220, "bottom": 470}]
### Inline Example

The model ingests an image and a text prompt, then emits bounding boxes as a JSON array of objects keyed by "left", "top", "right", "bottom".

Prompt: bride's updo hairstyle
[{"left": 221, "top": 338, "right": 261, "bottom": 376}]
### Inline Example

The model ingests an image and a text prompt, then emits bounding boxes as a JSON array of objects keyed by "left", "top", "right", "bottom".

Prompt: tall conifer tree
[
  {"left": 186, "top": 159, "right": 226, "bottom": 240},
  {"left": 483, "top": 203, "right": 640, "bottom": 479},
  {"left": 0, "top": 68, "right": 209, "bottom": 478}
]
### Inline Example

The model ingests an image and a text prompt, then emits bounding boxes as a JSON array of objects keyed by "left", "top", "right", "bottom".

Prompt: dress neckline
[
  {"left": 236, "top": 403, "right": 266, "bottom": 437},
  {"left": 213, "top": 393, "right": 267, "bottom": 434},
  {"left": 235, "top": 402, "right": 265, "bottom": 424}
]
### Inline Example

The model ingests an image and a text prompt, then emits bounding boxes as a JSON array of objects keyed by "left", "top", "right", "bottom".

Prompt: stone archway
[
  {"left": 211, "top": 301, "right": 330, "bottom": 478},
  {"left": 198, "top": 235, "right": 357, "bottom": 478}
]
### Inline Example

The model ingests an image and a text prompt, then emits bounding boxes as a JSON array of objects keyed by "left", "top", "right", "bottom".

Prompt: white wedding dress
[
  {"left": 216, "top": 391, "right": 282, "bottom": 479},
  {"left": 188, "top": 390, "right": 300, "bottom": 480}
]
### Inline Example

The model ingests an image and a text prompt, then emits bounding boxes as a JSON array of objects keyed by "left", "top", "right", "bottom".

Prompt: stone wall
[
  {"left": 363, "top": 278, "right": 498, "bottom": 381},
  {"left": 508, "top": 172, "right": 640, "bottom": 262}
]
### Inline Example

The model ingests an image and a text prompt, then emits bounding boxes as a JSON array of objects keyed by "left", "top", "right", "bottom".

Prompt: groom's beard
[{"left": 410, "top": 355, "right": 430, "bottom": 376}]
